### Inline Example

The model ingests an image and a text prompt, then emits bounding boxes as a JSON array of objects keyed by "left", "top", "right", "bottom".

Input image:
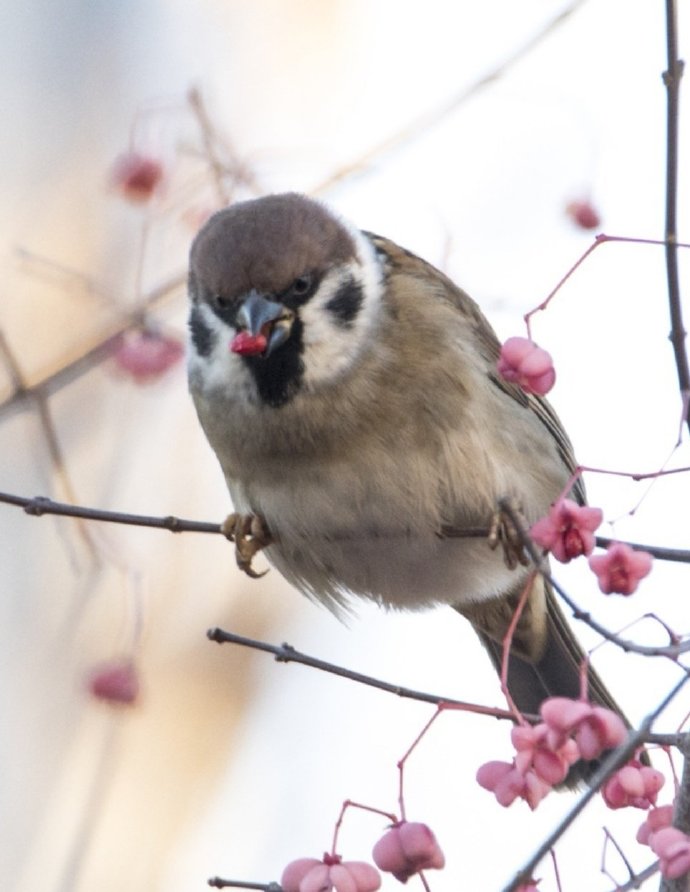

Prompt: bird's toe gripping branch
[
  {"left": 221, "top": 512, "right": 273, "bottom": 578},
  {"left": 488, "top": 497, "right": 531, "bottom": 570}
]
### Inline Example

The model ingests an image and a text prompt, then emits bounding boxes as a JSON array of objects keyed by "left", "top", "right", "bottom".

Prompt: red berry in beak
[{"left": 231, "top": 331, "right": 268, "bottom": 355}]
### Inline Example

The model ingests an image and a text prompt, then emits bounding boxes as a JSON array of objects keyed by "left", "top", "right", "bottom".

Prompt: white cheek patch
[
  {"left": 300, "top": 230, "right": 383, "bottom": 389},
  {"left": 187, "top": 302, "right": 256, "bottom": 401}
]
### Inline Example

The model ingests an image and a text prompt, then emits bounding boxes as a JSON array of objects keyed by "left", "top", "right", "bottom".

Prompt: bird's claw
[
  {"left": 221, "top": 512, "right": 272, "bottom": 578},
  {"left": 488, "top": 498, "right": 530, "bottom": 570}
]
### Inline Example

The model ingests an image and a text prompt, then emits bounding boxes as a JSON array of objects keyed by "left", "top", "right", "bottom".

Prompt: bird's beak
[{"left": 230, "top": 289, "right": 295, "bottom": 357}]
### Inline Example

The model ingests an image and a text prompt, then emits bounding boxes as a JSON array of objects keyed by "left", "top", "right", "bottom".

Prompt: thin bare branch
[
  {"left": 607, "top": 861, "right": 660, "bottom": 892},
  {"left": 207, "top": 627, "right": 515, "bottom": 719},
  {"left": 660, "top": 0, "right": 689, "bottom": 434},
  {"left": 208, "top": 880, "right": 281, "bottom": 891},
  {"left": 0, "top": 491, "right": 221, "bottom": 535},
  {"left": 2, "top": 490, "right": 689, "bottom": 566}
]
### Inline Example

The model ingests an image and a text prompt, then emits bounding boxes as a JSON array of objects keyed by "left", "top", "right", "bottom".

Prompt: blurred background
[{"left": 1, "top": 1, "right": 689, "bottom": 889}]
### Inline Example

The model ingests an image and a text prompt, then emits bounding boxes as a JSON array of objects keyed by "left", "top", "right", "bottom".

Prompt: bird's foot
[
  {"left": 488, "top": 498, "right": 530, "bottom": 570},
  {"left": 221, "top": 512, "right": 272, "bottom": 578}
]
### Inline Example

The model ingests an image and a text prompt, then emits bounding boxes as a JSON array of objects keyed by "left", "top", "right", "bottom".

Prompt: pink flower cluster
[
  {"left": 530, "top": 499, "right": 653, "bottom": 596},
  {"left": 497, "top": 337, "right": 556, "bottom": 396},
  {"left": 637, "top": 806, "right": 690, "bottom": 880},
  {"left": 477, "top": 697, "right": 627, "bottom": 809},
  {"left": 281, "top": 822, "right": 445, "bottom": 892}
]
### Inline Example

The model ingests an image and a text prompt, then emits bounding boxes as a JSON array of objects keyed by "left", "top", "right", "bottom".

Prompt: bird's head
[{"left": 187, "top": 193, "right": 383, "bottom": 408}]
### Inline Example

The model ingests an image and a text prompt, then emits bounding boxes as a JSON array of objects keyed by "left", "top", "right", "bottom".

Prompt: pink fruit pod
[
  {"left": 372, "top": 821, "right": 445, "bottom": 883},
  {"left": 281, "top": 855, "right": 381, "bottom": 892},
  {"left": 649, "top": 827, "right": 690, "bottom": 880},
  {"left": 476, "top": 760, "right": 551, "bottom": 810},
  {"left": 637, "top": 804, "right": 674, "bottom": 845},
  {"left": 589, "top": 542, "right": 653, "bottom": 595},
  {"left": 497, "top": 337, "right": 556, "bottom": 396},
  {"left": 110, "top": 330, "right": 184, "bottom": 383},
  {"left": 530, "top": 499, "right": 603, "bottom": 563}
]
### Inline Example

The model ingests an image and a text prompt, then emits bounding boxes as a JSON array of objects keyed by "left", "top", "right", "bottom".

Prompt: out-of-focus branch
[
  {"left": 310, "top": 0, "right": 591, "bottom": 195},
  {"left": 0, "top": 270, "right": 185, "bottom": 416}
]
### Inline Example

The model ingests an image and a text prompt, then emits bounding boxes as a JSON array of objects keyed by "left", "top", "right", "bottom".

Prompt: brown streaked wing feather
[{"left": 365, "top": 231, "right": 584, "bottom": 505}]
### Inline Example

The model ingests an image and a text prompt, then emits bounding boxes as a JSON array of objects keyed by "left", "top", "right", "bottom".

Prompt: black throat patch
[{"left": 242, "top": 316, "right": 305, "bottom": 408}]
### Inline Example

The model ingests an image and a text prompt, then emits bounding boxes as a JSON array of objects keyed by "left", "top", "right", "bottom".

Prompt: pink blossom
[
  {"left": 516, "top": 882, "right": 540, "bottom": 892},
  {"left": 88, "top": 659, "right": 139, "bottom": 705},
  {"left": 601, "top": 760, "right": 665, "bottom": 810},
  {"left": 372, "top": 821, "right": 445, "bottom": 883},
  {"left": 476, "top": 760, "right": 552, "bottom": 810},
  {"left": 110, "top": 330, "right": 184, "bottom": 383},
  {"left": 637, "top": 804, "right": 675, "bottom": 845},
  {"left": 648, "top": 827, "right": 690, "bottom": 880},
  {"left": 281, "top": 855, "right": 381, "bottom": 892},
  {"left": 530, "top": 499, "right": 603, "bottom": 562},
  {"left": 540, "top": 698, "right": 627, "bottom": 760},
  {"left": 565, "top": 199, "right": 601, "bottom": 230},
  {"left": 497, "top": 337, "right": 556, "bottom": 396},
  {"left": 110, "top": 151, "right": 165, "bottom": 203},
  {"left": 589, "top": 542, "right": 653, "bottom": 595}
]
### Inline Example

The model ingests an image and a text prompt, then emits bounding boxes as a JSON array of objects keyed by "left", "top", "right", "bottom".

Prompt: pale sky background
[{"left": 1, "top": 2, "right": 690, "bottom": 891}]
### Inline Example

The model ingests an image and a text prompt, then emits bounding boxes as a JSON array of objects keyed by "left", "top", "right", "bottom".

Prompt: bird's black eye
[
  {"left": 291, "top": 275, "right": 312, "bottom": 296},
  {"left": 213, "top": 294, "right": 231, "bottom": 311}
]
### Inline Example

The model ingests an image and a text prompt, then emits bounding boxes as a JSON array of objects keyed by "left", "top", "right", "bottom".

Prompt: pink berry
[
  {"left": 566, "top": 200, "right": 601, "bottom": 230},
  {"left": 88, "top": 660, "right": 139, "bottom": 705},
  {"left": 110, "top": 152, "right": 165, "bottom": 203}
]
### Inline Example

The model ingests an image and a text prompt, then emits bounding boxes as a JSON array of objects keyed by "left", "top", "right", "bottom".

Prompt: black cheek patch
[
  {"left": 188, "top": 305, "right": 217, "bottom": 357},
  {"left": 324, "top": 277, "right": 363, "bottom": 327}
]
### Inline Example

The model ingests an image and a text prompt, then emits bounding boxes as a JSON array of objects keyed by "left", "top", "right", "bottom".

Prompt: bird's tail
[{"left": 457, "top": 575, "right": 627, "bottom": 786}]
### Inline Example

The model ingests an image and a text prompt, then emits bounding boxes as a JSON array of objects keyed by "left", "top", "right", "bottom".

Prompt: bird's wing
[{"left": 365, "top": 231, "right": 584, "bottom": 505}]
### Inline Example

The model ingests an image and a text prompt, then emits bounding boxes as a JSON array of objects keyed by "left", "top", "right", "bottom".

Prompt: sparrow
[{"left": 187, "top": 192, "right": 621, "bottom": 782}]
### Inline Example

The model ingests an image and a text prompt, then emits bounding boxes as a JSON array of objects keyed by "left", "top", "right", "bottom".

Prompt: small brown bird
[{"left": 187, "top": 193, "right": 620, "bottom": 782}]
